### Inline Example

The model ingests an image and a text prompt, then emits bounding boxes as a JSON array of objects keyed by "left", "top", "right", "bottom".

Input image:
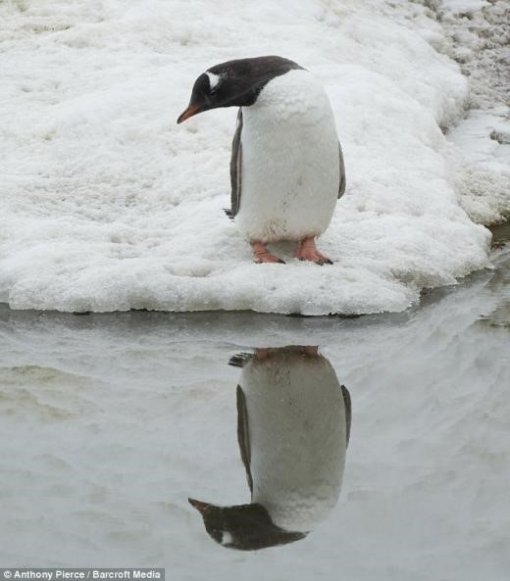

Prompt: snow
[
  {"left": 439, "top": 0, "right": 510, "bottom": 223},
  {"left": 450, "top": 108, "right": 510, "bottom": 223},
  {"left": 443, "top": 0, "right": 490, "bottom": 11},
  {"left": 0, "top": 0, "right": 506, "bottom": 315}
]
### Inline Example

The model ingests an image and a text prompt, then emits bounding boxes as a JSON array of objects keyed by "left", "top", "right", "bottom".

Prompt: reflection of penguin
[{"left": 189, "top": 346, "right": 351, "bottom": 551}]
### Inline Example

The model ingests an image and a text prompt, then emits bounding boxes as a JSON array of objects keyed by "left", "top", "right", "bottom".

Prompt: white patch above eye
[
  {"left": 220, "top": 531, "right": 233, "bottom": 545},
  {"left": 206, "top": 71, "right": 221, "bottom": 91}
]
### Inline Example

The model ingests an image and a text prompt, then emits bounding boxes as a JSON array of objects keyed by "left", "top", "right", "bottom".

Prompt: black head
[
  {"left": 188, "top": 498, "right": 306, "bottom": 550},
  {"left": 177, "top": 56, "right": 303, "bottom": 123}
]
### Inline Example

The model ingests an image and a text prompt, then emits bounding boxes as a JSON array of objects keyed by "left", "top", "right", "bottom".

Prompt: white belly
[
  {"left": 242, "top": 350, "right": 347, "bottom": 532},
  {"left": 236, "top": 69, "right": 340, "bottom": 243}
]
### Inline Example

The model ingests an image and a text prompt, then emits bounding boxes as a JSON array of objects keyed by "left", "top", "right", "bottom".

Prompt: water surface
[{"left": 0, "top": 248, "right": 509, "bottom": 580}]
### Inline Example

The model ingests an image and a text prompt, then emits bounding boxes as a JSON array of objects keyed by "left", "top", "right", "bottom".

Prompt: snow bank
[
  {"left": 438, "top": 0, "right": 510, "bottom": 224},
  {"left": 0, "top": 0, "right": 492, "bottom": 314}
]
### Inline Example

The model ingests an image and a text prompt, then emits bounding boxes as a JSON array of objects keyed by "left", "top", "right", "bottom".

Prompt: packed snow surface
[{"left": 1, "top": 0, "right": 504, "bottom": 314}]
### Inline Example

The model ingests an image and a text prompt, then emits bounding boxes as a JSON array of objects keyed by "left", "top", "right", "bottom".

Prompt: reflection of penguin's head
[{"left": 188, "top": 498, "right": 306, "bottom": 551}]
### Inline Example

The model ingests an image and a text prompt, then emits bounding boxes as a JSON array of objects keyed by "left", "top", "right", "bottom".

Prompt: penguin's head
[
  {"left": 188, "top": 498, "right": 306, "bottom": 551},
  {"left": 177, "top": 56, "right": 303, "bottom": 123}
]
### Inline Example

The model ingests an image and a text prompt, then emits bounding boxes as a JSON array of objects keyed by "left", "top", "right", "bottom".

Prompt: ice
[
  {"left": 0, "top": 0, "right": 507, "bottom": 314},
  {"left": 0, "top": 248, "right": 509, "bottom": 577}
]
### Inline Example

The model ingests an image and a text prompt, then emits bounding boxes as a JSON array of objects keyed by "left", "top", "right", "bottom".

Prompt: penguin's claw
[
  {"left": 294, "top": 238, "right": 333, "bottom": 265},
  {"left": 255, "top": 254, "right": 286, "bottom": 264},
  {"left": 251, "top": 241, "right": 285, "bottom": 264},
  {"left": 297, "top": 255, "right": 333, "bottom": 266}
]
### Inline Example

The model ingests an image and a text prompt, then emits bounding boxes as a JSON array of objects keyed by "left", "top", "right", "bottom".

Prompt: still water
[{"left": 0, "top": 248, "right": 509, "bottom": 581}]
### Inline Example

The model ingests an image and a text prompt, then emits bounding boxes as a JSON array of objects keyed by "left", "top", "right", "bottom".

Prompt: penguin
[
  {"left": 177, "top": 56, "right": 346, "bottom": 265},
  {"left": 189, "top": 346, "right": 351, "bottom": 551}
]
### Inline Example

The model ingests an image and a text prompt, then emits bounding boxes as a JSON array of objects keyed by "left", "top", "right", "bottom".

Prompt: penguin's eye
[{"left": 210, "top": 86, "right": 218, "bottom": 96}]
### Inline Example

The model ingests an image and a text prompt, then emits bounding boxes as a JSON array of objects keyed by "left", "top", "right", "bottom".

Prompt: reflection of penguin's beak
[
  {"left": 188, "top": 498, "right": 210, "bottom": 515},
  {"left": 177, "top": 105, "right": 201, "bottom": 124}
]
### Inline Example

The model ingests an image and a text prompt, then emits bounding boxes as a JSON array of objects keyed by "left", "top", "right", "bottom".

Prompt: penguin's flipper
[
  {"left": 341, "top": 385, "right": 351, "bottom": 446},
  {"left": 236, "top": 384, "right": 253, "bottom": 495},
  {"left": 225, "top": 108, "right": 243, "bottom": 219},
  {"left": 229, "top": 352, "right": 253, "bottom": 368},
  {"left": 338, "top": 140, "right": 346, "bottom": 199}
]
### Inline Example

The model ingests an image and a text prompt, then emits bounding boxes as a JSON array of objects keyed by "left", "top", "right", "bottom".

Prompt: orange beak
[
  {"left": 188, "top": 498, "right": 210, "bottom": 515},
  {"left": 177, "top": 104, "right": 201, "bottom": 124}
]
